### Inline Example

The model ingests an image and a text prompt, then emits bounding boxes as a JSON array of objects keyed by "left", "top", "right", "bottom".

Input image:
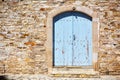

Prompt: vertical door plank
[
  {"left": 54, "top": 18, "right": 64, "bottom": 66},
  {"left": 62, "top": 13, "right": 73, "bottom": 66},
  {"left": 73, "top": 12, "right": 92, "bottom": 66},
  {"left": 53, "top": 12, "right": 73, "bottom": 66}
]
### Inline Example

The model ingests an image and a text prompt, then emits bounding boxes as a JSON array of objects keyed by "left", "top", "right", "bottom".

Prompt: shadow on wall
[{"left": 0, "top": 76, "right": 9, "bottom": 80}]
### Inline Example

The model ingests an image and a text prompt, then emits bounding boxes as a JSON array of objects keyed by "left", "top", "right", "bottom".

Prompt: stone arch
[{"left": 48, "top": 5, "right": 93, "bottom": 18}]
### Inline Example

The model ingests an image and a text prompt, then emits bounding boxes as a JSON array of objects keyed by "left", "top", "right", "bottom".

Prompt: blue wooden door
[{"left": 53, "top": 11, "right": 92, "bottom": 66}]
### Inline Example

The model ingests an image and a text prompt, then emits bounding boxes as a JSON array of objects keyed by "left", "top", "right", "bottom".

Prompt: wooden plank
[
  {"left": 53, "top": 12, "right": 73, "bottom": 66},
  {"left": 72, "top": 12, "right": 92, "bottom": 66}
]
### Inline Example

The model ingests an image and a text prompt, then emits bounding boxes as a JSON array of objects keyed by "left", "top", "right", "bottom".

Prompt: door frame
[{"left": 46, "top": 5, "right": 99, "bottom": 74}]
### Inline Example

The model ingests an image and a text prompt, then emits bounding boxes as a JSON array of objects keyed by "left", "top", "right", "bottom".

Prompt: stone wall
[
  {"left": 0, "top": 0, "right": 120, "bottom": 79},
  {"left": 0, "top": 74, "right": 120, "bottom": 80}
]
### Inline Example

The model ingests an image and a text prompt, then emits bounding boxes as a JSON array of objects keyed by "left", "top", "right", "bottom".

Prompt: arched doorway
[
  {"left": 53, "top": 11, "right": 92, "bottom": 67},
  {"left": 46, "top": 5, "right": 99, "bottom": 74}
]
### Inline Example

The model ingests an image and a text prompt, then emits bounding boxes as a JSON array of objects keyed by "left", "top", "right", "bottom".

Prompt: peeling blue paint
[{"left": 53, "top": 11, "right": 92, "bottom": 66}]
